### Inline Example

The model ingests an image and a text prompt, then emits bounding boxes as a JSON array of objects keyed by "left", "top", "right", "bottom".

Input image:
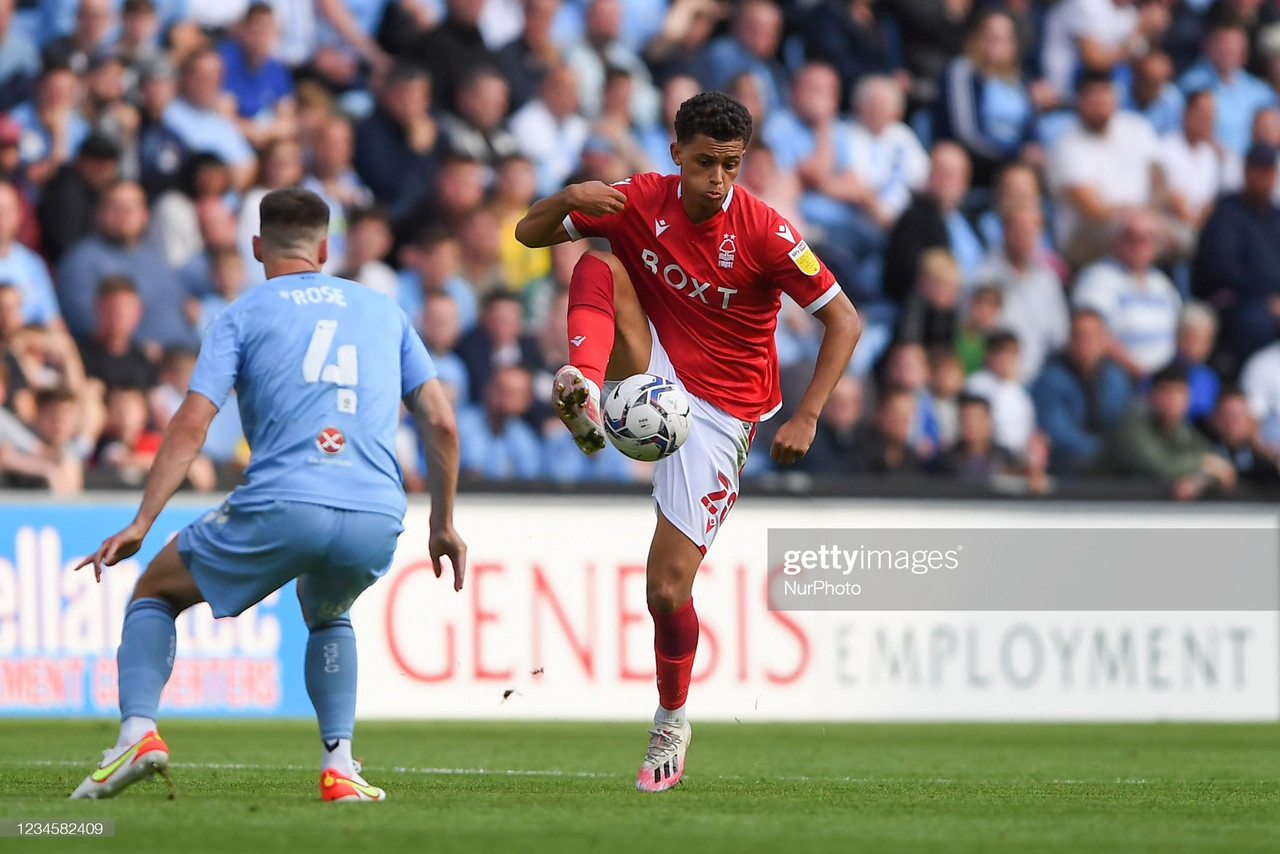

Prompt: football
[{"left": 602, "top": 374, "right": 692, "bottom": 462}]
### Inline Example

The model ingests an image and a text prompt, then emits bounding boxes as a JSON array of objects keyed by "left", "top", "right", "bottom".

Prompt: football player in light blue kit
[{"left": 71, "top": 188, "right": 465, "bottom": 803}]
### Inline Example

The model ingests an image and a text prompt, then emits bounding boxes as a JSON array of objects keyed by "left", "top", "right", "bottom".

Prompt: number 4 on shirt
[{"left": 303, "top": 319, "right": 358, "bottom": 413}]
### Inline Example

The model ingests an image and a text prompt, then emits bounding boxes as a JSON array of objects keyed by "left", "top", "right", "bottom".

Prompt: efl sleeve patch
[{"left": 787, "top": 240, "right": 820, "bottom": 276}]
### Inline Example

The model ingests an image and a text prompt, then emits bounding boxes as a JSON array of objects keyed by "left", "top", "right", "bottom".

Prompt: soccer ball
[{"left": 603, "top": 374, "right": 692, "bottom": 461}]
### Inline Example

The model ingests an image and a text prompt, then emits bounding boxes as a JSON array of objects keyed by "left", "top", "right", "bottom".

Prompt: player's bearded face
[{"left": 672, "top": 135, "right": 745, "bottom": 220}]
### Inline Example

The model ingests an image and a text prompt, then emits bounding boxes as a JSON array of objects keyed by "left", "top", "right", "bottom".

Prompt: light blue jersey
[{"left": 189, "top": 272, "right": 436, "bottom": 520}]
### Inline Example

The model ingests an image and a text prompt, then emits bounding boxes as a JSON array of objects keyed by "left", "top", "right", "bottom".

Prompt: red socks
[
  {"left": 566, "top": 254, "right": 616, "bottom": 389},
  {"left": 650, "top": 598, "right": 699, "bottom": 711}
]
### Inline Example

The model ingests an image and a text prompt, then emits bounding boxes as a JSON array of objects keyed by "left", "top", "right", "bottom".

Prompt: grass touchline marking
[{"left": 8, "top": 760, "right": 1174, "bottom": 785}]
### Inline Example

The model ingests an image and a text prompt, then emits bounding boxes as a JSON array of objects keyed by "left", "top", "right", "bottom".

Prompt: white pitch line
[{"left": 6, "top": 760, "right": 1181, "bottom": 785}]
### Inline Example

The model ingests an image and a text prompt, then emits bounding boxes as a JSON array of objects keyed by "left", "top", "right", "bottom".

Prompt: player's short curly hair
[{"left": 673, "top": 91, "right": 753, "bottom": 147}]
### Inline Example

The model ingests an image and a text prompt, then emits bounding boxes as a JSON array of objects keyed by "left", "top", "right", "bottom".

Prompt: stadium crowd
[{"left": 0, "top": 0, "right": 1277, "bottom": 498}]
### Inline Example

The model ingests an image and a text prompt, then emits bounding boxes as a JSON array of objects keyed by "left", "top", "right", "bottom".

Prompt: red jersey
[{"left": 565, "top": 172, "right": 841, "bottom": 422}]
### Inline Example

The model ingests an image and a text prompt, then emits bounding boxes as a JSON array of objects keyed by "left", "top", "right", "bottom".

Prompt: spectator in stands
[
  {"left": 588, "top": 66, "right": 659, "bottom": 178},
  {"left": 974, "top": 201, "right": 1069, "bottom": 381},
  {"left": 975, "top": 162, "right": 1060, "bottom": 269},
  {"left": 1204, "top": 386, "right": 1280, "bottom": 486},
  {"left": 497, "top": 0, "right": 559, "bottom": 112},
  {"left": 510, "top": 63, "right": 591, "bottom": 197},
  {"left": 1160, "top": 89, "right": 1237, "bottom": 233},
  {"left": 0, "top": 182, "right": 59, "bottom": 327},
  {"left": 312, "top": 0, "right": 391, "bottom": 91},
  {"left": 1048, "top": 69, "right": 1168, "bottom": 269},
  {"left": 149, "top": 152, "right": 230, "bottom": 269},
  {"left": 1073, "top": 208, "right": 1182, "bottom": 379},
  {"left": 397, "top": 152, "right": 487, "bottom": 248},
  {"left": 935, "top": 9, "right": 1036, "bottom": 188},
  {"left": 75, "top": 274, "right": 158, "bottom": 392},
  {"left": 82, "top": 54, "right": 141, "bottom": 183},
  {"left": 932, "top": 392, "right": 1018, "bottom": 481},
  {"left": 439, "top": 66, "right": 520, "bottom": 170},
  {"left": 884, "top": 141, "right": 980, "bottom": 303},
  {"left": 0, "top": 386, "right": 85, "bottom": 493},
  {"left": 135, "top": 57, "right": 188, "bottom": 200},
  {"left": 896, "top": 247, "right": 961, "bottom": 351},
  {"left": 928, "top": 348, "right": 965, "bottom": 447},
  {"left": 57, "top": 181, "right": 194, "bottom": 346},
  {"left": 1032, "top": 309, "right": 1132, "bottom": 476},
  {"left": 852, "top": 386, "right": 925, "bottom": 475},
  {"left": 1179, "top": 19, "right": 1277, "bottom": 155},
  {"left": 964, "top": 330, "right": 1034, "bottom": 455},
  {"left": 1125, "top": 50, "right": 1185, "bottom": 137},
  {"left": 637, "top": 75, "right": 700, "bottom": 176},
  {"left": 956, "top": 283, "right": 1002, "bottom": 375},
  {"left": 398, "top": 225, "right": 477, "bottom": 324},
  {"left": 94, "top": 384, "right": 161, "bottom": 485},
  {"left": 354, "top": 62, "right": 441, "bottom": 220},
  {"left": 799, "top": 0, "right": 896, "bottom": 99},
  {"left": 1040, "top": 0, "right": 1168, "bottom": 102},
  {"left": 563, "top": 0, "right": 659, "bottom": 127},
  {"left": 456, "top": 207, "right": 508, "bottom": 299},
  {"left": 218, "top": 3, "right": 296, "bottom": 150},
  {"left": 1, "top": 287, "right": 86, "bottom": 404},
  {"left": 492, "top": 155, "right": 551, "bottom": 294},
  {"left": 644, "top": 0, "right": 723, "bottom": 84},
  {"left": 696, "top": 0, "right": 786, "bottom": 115},
  {"left": 420, "top": 290, "right": 470, "bottom": 405},
  {"left": 12, "top": 63, "right": 90, "bottom": 187},
  {"left": 883, "top": 0, "right": 970, "bottom": 117},
  {"left": 794, "top": 374, "right": 864, "bottom": 475},
  {"left": 302, "top": 116, "right": 373, "bottom": 277},
  {"left": 456, "top": 290, "right": 540, "bottom": 403},
  {"left": 1192, "top": 141, "right": 1280, "bottom": 365},
  {"left": 1239, "top": 333, "right": 1280, "bottom": 448},
  {"left": 162, "top": 48, "right": 257, "bottom": 190},
  {"left": 42, "top": 0, "right": 115, "bottom": 75},
  {"left": 1242, "top": 107, "right": 1280, "bottom": 202},
  {"left": 1171, "top": 300, "right": 1221, "bottom": 421},
  {"left": 0, "top": 0, "right": 40, "bottom": 112},
  {"left": 238, "top": 138, "right": 304, "bottom": 285},
  {"left": 846, "top": 74, "right": 931, "bottom": 228},
  {"left": 1099, "top": 363, "right": 1236, "bottom": 500},
  {"left": 117, "top": 0, "right": 163, "bottom": 81},
  {"left": 38, "top": 133, "right": 121, "bottom": 266},
  {"left": 414, "top": 0, "right": 500, "bottom": 113},
  {"left": 340, "top": 206, "right": 398, "bottom": 298},
  {"left": 882, "top": 341, "right": 940, "bottom": 457},
  {"left": 457, "top": 364, "right": 543, "bottom": 480},
  {"left": 187, "top": 244, "right": 243, "bottom": 336}
]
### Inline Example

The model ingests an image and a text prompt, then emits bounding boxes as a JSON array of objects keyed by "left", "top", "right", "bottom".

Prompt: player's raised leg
[
  {"left": 555, "top": 249, "right": 652, "bottom": 454},
  {"left": 635, "top": 512, "right": 703, "bottom": 792},
  {"left": 70, "top": 539, "right": 203, "bottom": 799}
]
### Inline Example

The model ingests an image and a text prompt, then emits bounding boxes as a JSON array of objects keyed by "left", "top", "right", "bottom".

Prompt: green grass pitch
[{"left": 1, "top": 720, "right": 1278, "bottom": 853}]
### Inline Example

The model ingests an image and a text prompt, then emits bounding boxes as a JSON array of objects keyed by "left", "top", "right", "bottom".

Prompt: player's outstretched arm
[
  {"left": 404, "top": 378, "right": 467, "bottom": 591},
  {"left": 514, "top": 181, "right": 627, "bottom": 248},
  {"left": 75, "top": 392, "right": 219, "bottom": 580},
  {"left": 771, "top": 292, "right": 862, "bottom": 465}
]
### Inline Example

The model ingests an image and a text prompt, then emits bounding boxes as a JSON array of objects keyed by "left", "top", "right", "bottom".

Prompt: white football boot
[
  {"left": 552, "top": 365, "right": 606, "bottom": 454},
  {"left": 70, "top": 730, "right": 173, "bottom": 800},
  {"left": 635, "top": 721, "right": 691, "bottom": 792}
]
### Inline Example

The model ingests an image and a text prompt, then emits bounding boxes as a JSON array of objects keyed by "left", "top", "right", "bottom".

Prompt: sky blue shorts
[{"left": 177, "top": 498, "right": 403, "bottom": 625}]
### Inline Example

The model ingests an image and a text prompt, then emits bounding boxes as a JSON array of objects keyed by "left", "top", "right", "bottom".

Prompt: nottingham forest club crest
[
  {"left": 316, "top": 426, "right": 346, "bottom": 455},
  {"left": 718, "top": 233, "right": 736, "bottom": 269}
]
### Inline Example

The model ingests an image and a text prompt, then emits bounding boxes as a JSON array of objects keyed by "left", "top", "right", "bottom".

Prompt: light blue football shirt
[{"left": 189, "top": 272, "right": 436, "bottom": 519}]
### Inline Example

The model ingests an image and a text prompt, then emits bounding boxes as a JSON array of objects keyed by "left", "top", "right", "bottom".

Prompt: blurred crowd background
[{"left": 0, "top": 0, "right": 1278, "bottom": 499}]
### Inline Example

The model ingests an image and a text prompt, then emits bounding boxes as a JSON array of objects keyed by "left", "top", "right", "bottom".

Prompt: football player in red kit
[{"left": 515, "top": 92, "right": 861, "bottom": 791}]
